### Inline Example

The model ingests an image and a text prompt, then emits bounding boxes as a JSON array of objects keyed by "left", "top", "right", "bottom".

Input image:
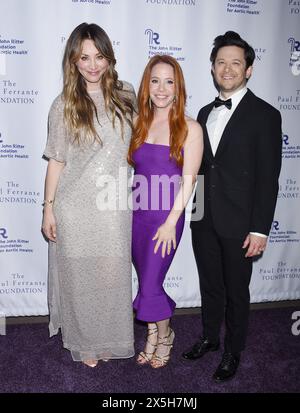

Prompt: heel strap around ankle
[
  {"left": 147, "top": 327, "right": 158, "bottom": 336},
  {"left": 157, "top": 328, "right": 174, "bottom": 345}
]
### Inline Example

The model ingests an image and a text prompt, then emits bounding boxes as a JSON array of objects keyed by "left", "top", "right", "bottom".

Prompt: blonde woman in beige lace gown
[{"left": 42, "top": 23, "right": 136, "bottom": 367}]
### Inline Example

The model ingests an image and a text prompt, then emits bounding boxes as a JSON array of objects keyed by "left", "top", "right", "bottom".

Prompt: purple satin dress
[{"left": 132, "top": 142, "right": 185, "bottom": 322}]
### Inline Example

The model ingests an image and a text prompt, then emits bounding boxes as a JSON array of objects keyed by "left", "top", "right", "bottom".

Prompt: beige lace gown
[{"left": 43, "top": 83, "right": 135, "bottom": 361}]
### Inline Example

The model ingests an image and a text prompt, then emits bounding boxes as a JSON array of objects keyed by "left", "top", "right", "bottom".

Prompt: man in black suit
[{"left": 182, "top": 31, "right": 282, "bottom": 382}]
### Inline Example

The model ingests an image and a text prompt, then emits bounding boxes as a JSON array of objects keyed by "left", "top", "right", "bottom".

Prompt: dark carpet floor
[{"left": 1, "top": 306, "right": 299, "bottom": 393}]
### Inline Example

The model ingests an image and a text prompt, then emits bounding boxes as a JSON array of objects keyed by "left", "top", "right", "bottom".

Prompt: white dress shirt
[
  {"left": 207, "top": 87, "right": 247, "bottom": 156},
  {"left": 206, "top": 87, "right": 267, "bottom": 238}
]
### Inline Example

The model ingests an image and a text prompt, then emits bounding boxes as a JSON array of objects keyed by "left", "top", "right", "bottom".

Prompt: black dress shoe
[
  {"left": 213, "top": 352, "right": 240, "bottom": 383},
  {"left": 182, "top": 337, "right": 220, "bottom": 360}
]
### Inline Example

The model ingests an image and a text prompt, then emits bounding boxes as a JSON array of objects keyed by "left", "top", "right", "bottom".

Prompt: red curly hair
[{"left": 128, "top": 55, "right": 188, "bottom": 166}]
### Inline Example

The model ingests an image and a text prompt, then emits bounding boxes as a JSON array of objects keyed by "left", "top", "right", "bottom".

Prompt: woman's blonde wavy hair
[
  {"left": 62, "top": 23, "right": 135, "bottom": 144},
  {"left": 128, "top": 54, "right": 188, "bottom": 166}
]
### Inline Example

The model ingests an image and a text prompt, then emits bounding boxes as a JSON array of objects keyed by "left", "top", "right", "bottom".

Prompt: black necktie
[{"left": 214, "top": 97, "right": 232, "bottom": 110}]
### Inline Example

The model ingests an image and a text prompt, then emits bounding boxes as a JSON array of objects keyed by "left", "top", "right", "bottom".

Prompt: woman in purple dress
[{"left": 128, "top": 55, "right": 203, "bottom": 368}]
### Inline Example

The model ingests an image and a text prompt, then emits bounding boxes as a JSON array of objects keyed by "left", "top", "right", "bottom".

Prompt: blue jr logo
[
  {"left": 288, "top": 38, "right": 300, "bottom": 76},
  {"left": 0, "top": 228, "right": 8, "bottom": 239},
  {"left": 288, "top": 37, "right": 300, "bottom": 52},
  {"left": 282, "top": 133, "right": 289, "bottom": 145},
  {"left": 272, "top": 221, "right": 279, "bottom": 231},
  {"left": 145, "top": 29, "right": 160, "bottom": 45}
]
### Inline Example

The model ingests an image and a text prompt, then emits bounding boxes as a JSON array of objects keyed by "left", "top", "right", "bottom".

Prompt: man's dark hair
[{"left": 210, "top": 31, "right": 255, "bottom": 69}]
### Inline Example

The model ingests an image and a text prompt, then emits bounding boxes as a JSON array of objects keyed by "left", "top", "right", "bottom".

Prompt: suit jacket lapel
[{"left": 214, "top": 90, "right": 252, "bottom": 160}]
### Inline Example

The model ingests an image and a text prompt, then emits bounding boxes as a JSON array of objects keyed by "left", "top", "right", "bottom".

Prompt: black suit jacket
[{"left": 191, "top": 89, "right": 282, "bottom": 239}]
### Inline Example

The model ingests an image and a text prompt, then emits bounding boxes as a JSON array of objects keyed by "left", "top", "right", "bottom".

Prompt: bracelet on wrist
[{"left": 42, "top": 199, "right": 54, "bottom": 207}]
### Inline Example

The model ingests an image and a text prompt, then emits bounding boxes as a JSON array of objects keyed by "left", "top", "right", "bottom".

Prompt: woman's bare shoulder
[{"left": 185, "top": 116, "right": 202, "bottom": 135}]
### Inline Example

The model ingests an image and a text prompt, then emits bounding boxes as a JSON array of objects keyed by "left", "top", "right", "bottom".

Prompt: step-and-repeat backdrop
[{"left": 1, "top": 0, "right": 300, "bottom": 316}]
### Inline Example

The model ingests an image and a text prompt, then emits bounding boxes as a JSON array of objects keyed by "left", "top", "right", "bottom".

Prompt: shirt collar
[{"left": 219, "top": 87, "right": 248, "bottom": 110}]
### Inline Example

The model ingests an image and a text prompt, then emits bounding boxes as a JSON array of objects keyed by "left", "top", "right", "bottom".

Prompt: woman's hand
[
  {"left": 152, "top": 222, "right": 176, "bottom": 258},
  {"left": 42, "top": 208, "right": 57, "bottom": 242}
]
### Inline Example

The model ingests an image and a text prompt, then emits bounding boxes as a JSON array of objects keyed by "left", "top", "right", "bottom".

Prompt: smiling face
[
  {"left": 149, "top": 62, "right": 176, "bottom": 110},
  {"left": 212, "top": 45, "right": 253, "bottom": 98},
  {"left": 76, "top": 39, "right": 109, "bottom": 91}
]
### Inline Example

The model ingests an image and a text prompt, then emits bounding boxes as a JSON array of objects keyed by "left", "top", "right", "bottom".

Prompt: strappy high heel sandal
[
  {"left": 150, "top": 328, "right": 175, "bottom": 369},
  {"left": 136, "top": 326, "right": 158, "bottom": 365}
]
